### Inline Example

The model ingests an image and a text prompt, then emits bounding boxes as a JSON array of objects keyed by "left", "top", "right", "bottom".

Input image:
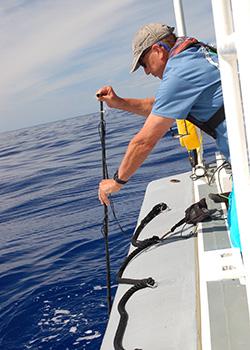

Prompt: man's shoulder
[
  {"left": 168, "top": 47, "right": 205, "bottom": 68},
  {"left": 164, "top": 47, "right": 219, "bottom": 84}
]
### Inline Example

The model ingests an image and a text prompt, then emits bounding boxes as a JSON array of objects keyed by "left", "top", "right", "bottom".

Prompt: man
[{"left": 96, "top": 22, "right": 229, "bottom": 207}]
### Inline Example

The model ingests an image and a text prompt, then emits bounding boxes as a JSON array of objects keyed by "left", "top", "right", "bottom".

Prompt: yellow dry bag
[{"left": 176, "top": 119, "right": 201, "bottom": 150}]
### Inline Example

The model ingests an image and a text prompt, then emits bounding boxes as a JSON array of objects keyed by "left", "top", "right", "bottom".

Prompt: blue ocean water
[{"left": 0, "top": 109, "right": 216, "bottom": 349}]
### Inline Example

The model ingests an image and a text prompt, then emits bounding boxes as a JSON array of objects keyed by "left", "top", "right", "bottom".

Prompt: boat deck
[
  {"left": 101, "top": 156, "right": 250, "bottom": 349},
  {"left": 194, "top": 156, "right": 250, "bottom": 350},
  {"left": 101, "top": 171, "right": 199, "bottom": 350}
]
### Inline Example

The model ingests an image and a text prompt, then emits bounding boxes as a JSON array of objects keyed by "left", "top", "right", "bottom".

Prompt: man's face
[{"left": 139, "top": 44, "right": 168, "bottom": 79}]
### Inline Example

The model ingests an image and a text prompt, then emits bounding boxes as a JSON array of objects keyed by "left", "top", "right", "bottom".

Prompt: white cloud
[
  {"left": 0, "top": 0, "right": 132, "bottom": 97},
  {"left": 0, "top": 0, "right": 216, "bottom": 132}
]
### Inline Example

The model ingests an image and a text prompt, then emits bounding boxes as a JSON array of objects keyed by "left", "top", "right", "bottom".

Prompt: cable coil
[{"left": 113, "top": 203, "right": 168, "bottom": 350}]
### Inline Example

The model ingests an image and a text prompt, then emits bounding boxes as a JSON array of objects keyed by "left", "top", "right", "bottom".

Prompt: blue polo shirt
[{"left": 151, "top": 46, "right": 230, "bottom": 161}]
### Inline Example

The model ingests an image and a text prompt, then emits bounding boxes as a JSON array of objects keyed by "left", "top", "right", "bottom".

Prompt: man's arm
[
  {"left": 96, "top": 85, "right": 155, "bottom": 118},
  {"left": 98, "top": 113, "right": 174, "bottom": 205}
]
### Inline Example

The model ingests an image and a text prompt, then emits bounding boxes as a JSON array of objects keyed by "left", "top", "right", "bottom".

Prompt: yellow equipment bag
[{"left": 176, "top": 119, "right": 201, "bottom": 150}]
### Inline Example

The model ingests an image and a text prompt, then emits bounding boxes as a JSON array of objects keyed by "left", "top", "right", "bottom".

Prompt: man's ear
[
  {"left": 152, "top": 44, "right": 165, "bottom": 59},
  {"left": 152, "top": 43, "right": 161, "bottom": 52}
]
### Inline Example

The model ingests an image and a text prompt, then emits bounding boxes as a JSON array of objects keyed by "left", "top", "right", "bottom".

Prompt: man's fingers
[
  {"left": 98, "top": 187, "right": 110, "bottom": 206},
  {"left": 98, "top": 178, "right": 122, "bottom": 206}
]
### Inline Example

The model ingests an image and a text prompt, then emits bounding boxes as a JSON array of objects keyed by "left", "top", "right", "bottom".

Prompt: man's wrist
[{"left": 113, "top": 170, "right": 127, "bottom": 185}]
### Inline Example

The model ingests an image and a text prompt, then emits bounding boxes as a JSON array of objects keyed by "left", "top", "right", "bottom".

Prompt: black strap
[
  {"left": 177, "top": 40, "right": 218, "bottom": 55},
  {"left": 186, "top": 105, "right": 225, "bottom": 139},
  {"left": 177, "top": 40, "right": 224, "bottom": 139},
  {"left": 191, "top": 41, "right": 217, "bottom": 54},
  {"left": 207, "top": 105, "right": 225, "bottom": 130},
  {"left": 170, "top": 198, "right": 212, "bottom": 233},
  {"left": 113, "top": 170, "right": 127, "bottom": 185}
]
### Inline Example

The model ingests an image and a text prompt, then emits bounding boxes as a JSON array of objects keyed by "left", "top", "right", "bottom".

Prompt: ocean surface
[{"left": 0, "top": 109, "right": 216, "bottom": 349}]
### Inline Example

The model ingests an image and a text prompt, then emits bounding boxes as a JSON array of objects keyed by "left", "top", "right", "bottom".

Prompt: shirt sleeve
[{"left": 151, "top": 74, "right": 202, "bottom": 120}]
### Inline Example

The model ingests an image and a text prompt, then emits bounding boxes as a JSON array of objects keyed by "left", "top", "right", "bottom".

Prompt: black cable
[
  {"left": 190, "top": 159, "right": 231, "bottom": 184},
  {"left": 208, "top": 160, "right": 231, "bottom": 187},
  {"left": 98, "top": 116, "right": 130, "bottom": 240},
  {"left": 132, "top": 203, "right": 168, "bottom": 246},
  {"left": 114, "top": 277, "right": 155, "bottom": 350},
  {"left": 113, "top": 197, "right": 212, "bottom": 348},
  {"left": 113, "top": 204, "right": 167, "bottom": 350},
  {"left": 98, "top": 103, "right": 133, "bottom": 316},
  {"left": 109, "top": 195, "right": 131, "bottom": 240},
  {"left": 99, "top": 101, "right": 112, "bottom": 315}
]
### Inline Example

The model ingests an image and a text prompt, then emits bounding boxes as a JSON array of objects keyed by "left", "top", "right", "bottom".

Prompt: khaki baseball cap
[{"left": 130, "top": 22, "right": 175, "bottom": 73}]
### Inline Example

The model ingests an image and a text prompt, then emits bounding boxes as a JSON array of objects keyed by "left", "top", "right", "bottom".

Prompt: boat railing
[
  {"left": 174, "top": 0, "right": 250, "bottom": 322},
  {"left": 173, "top": 0, "right": 204, "bottom": 165},
  {"left": 211, "top": 0, "right": 250, "bottom": 315}
]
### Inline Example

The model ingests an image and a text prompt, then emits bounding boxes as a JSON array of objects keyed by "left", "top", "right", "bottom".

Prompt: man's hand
[
  {"left": 98, "top": 179, "right": 123, "bottom": 206},
  {"left": 96, "top": 85, "right": 155, "bottom": 117},
  {"left": 96, "top": 85, "right": 121, "bottom": 109}
]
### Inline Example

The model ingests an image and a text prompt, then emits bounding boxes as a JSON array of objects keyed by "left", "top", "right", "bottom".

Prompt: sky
[{"left": 0, "top": 0, "right": 216, "bottom": 133}]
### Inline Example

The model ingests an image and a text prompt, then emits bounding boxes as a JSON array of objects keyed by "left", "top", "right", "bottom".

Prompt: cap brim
[
  {"left": 130, "top": 25, "right": 175, "bottom": 73},
  {"left": 130, "top": 53, "right": 141, "bottom": 73}
]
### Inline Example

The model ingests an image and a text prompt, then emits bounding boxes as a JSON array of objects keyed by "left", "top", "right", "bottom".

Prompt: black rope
[
  {"left": 116, "top": 237, "right": 160, "bottom": 285},
  {"left": 132, "top": 203, "right": 168, "bottom": 246},
  {"left": 113, "top": 197, "right": 214, "bottom": 349},
  {"left": 113, "top": 204, "right": 168, "bottom": 350},
  {"left": 99, "top": 101, "right": 112, "bottom": 315},
  {"left": 114, "top": 278, "right": 155, "bottom": 350},
  {"left": 98, "top": 114, "right": 130, "bottom": 241}
]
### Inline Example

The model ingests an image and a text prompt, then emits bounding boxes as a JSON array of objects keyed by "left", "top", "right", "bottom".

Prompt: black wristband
[{"left": 113, "top": 170, "right": 127, "bottom": 185}]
